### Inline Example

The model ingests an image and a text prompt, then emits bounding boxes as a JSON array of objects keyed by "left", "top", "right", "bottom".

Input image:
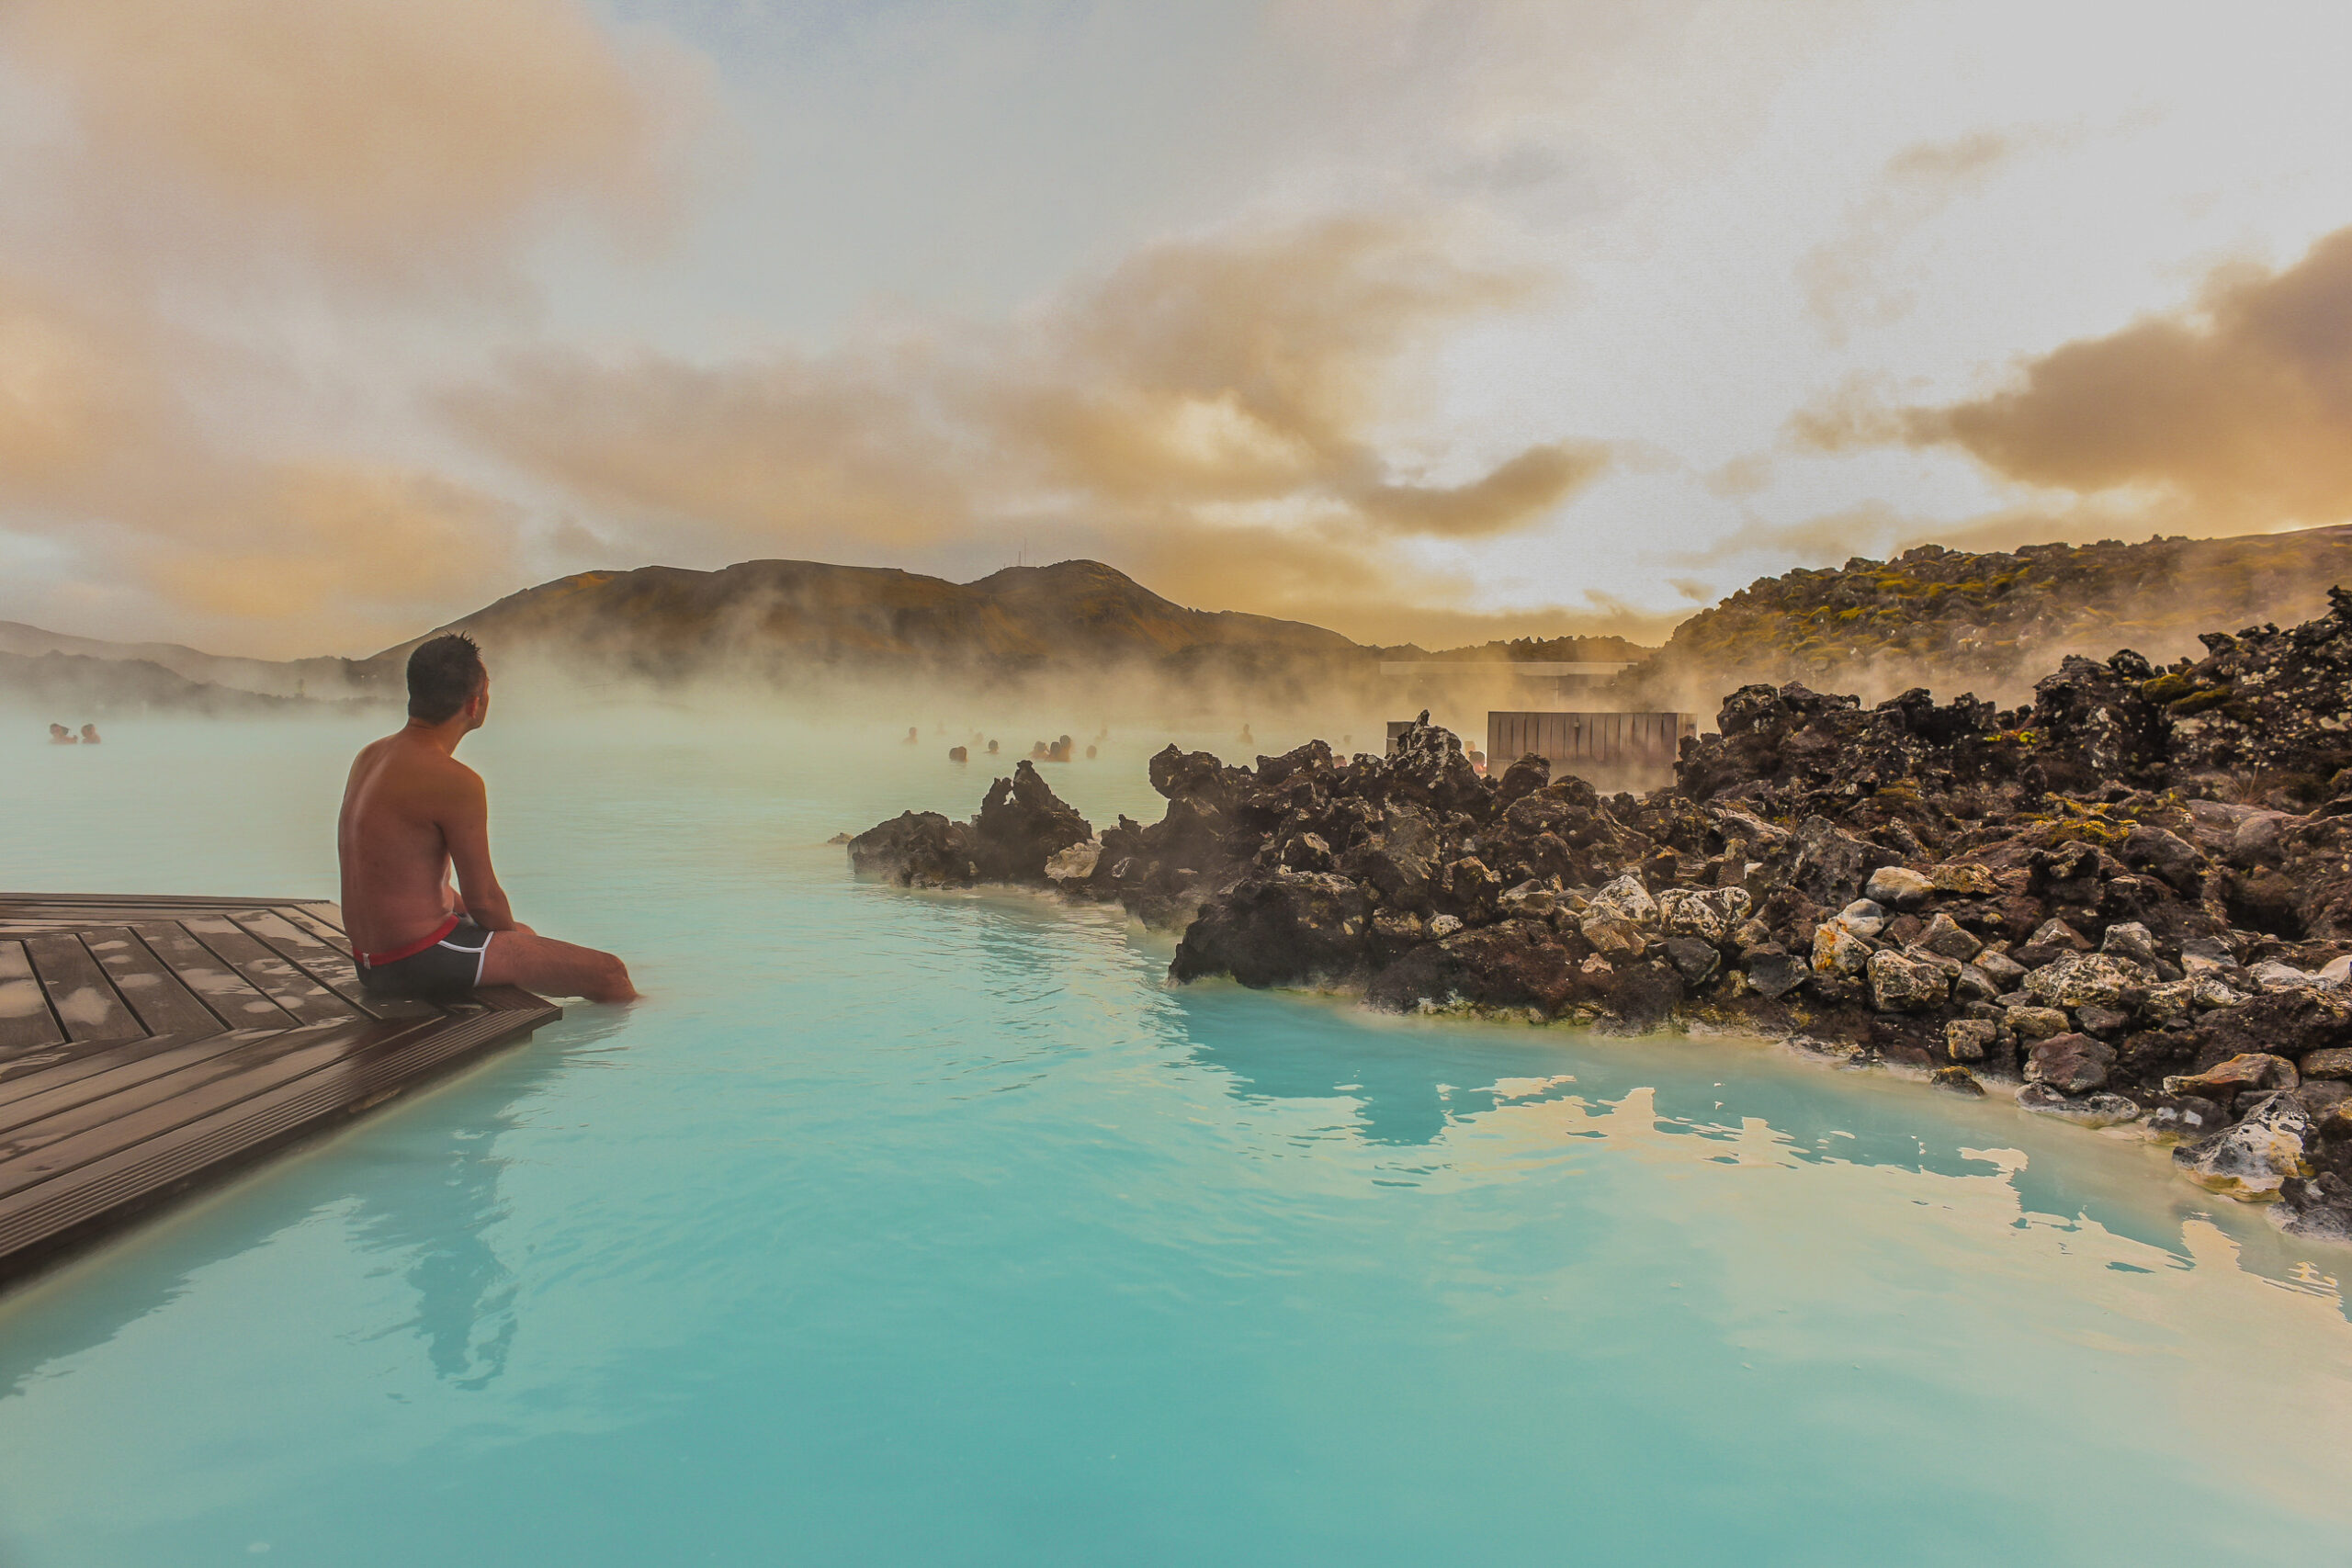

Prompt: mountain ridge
[
  {"left": 348, "top": 557, "right": 1373, "bottom": 692},
  {"left": 14, "top": 528, "right": 2352, "bottom": 715}
]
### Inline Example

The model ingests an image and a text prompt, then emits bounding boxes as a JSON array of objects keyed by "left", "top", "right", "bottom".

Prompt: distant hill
[
  {"left": 0, "top": 620, "right": 368, "bottom": 701},
  {"left": 0, "top": 649, "right": 317, "bottom": 717},
  {"left": 33, "top": 533, "right": 2350, "bottom": 722},
  {"left": 1372, "top": 634, "right": 1654, "bottom": 664},
  {"left": 1623, "top": 525, "right": 2352, "bottom": 709},
  {"left": 353, "top": 558, "right": 1375, "bottom": 698}
]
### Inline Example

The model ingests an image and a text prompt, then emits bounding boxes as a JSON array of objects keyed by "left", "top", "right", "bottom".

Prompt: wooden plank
[
  {"left": 293, "top": 901, "right": 348, "bottom": 935},
  {"left": 0, "top": 1030, "right": 266, "bottom": 1139},
  {"left": 277, "top": 905, "right": 356, "bottom": 952},
  {"left": 0, "top": 1003, "right": 547, "bottom": 1147},
  {"left": 0, "top": 889, "right": 563, "bottom": 1278},
  {"left": 79, "top": 926, "right": 225, "bottom": 1040},
  {"left": 0, "top": 1029, "right": 273, "bottom": 1118},
  {"left": 0, "top": 1001, "right": 555, "bottom": 1269},
  {"left": 129, "top": 921, "right": 300, "bottom": 1031},
  {"left": 0, "top": 1026, "right": 411, "bottom": 1179},
  {"left": 22, "top": 934, "right": 143, "bottom": 1045},
  {"left": 0, "top": 893, "right": 321, "bottom": 913},
  {"left": 0, "top": 942, "right": 65, "bottom": 1055},
  {"left": 232, "top": 910, "right": 437, "bottom": 1021},
  {"left": 0, "top": 1017, "right": 429, "bottom": 1200},
  {"left": 0, "top": 1002, "right": 557, "bottom": 1270},
  {"left": 178, "top": 916, "right": 357, "bottom": 1027}
]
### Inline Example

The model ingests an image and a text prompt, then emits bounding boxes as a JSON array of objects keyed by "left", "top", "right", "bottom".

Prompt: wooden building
[{"left": 1485, "top": 711, "right": 1697, "bottom": 771}]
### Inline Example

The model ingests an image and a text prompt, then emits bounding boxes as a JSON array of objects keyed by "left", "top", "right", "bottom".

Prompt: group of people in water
[{"left": 46, "top": 723, "right": 99, "bottom": 744}]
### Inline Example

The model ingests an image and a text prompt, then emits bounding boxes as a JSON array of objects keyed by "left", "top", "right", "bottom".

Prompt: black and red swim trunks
[{"left": 354, "top": 915, "right": 494, "bottom": 1001}]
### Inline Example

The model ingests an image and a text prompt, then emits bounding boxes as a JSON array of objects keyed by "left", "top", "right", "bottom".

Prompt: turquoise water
[{"left": 5, "top": 712, "right": 2352, "bottom": 1566}]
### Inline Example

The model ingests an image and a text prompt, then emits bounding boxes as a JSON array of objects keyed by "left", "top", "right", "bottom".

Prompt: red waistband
[{"left": 356, "top": 913, "right": 461, "bottom": 968}]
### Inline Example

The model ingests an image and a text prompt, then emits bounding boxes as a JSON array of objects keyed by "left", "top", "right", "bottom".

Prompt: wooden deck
[{"left": 0, "top": 893, "right": 559, "bottom": 1282}]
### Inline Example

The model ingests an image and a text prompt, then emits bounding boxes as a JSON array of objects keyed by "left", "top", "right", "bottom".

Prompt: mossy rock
[
  {"left": 2169, "top": 684, "right": 2235, "bottom": 716},
  {"left": 2140, "top": 671, "right": 2198, "bottom": 704}
]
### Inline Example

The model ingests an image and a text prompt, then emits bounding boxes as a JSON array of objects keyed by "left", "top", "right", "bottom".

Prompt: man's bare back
[{"left": 338, "top": 635, "right": 636, "bottom": 1004}]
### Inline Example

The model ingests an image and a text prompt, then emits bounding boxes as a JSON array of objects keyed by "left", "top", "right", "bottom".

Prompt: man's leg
[{"left": 480, "top": 929, "right": 638, "bottom": 1002}]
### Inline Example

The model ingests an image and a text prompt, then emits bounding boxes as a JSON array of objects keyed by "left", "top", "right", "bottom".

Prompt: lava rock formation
[{"left": 852, "top": 591, "right": 2352, "bottom": 1235}]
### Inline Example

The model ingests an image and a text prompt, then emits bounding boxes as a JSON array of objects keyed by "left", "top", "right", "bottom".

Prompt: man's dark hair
[{"left": 407, "top": 633, "right": 487, "bottom": 723}]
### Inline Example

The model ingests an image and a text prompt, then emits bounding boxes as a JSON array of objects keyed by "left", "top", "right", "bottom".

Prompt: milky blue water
[{"left": 4, "top": 711, "right": 2352, "bottom": 1567}]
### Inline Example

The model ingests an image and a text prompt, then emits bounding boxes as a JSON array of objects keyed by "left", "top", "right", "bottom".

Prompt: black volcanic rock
[
  {"left": 851, "top": 582, "right": 2352, "bottom": 1226},
  {"left": 850, "top": 761, "right": 1090, "bottom": 888},
  {"left": 1170, "top": 872, "right": 1372, "bottom": 989},
  {"left": 972, "top": 761, "right": 1092, "bottom": 882},
  {"left": 848, "top": 812, "right": 977, "bottom": 888}
]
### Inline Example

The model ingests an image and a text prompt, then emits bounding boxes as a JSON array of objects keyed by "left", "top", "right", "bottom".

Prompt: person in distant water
[
  {"left": 48, "top": 723, "right": 75, "bottom": 744},
  {"left": 79, "top": 723, "right": 99, "bottom": 744},
  {"left": 337, "top": 634, "right": 638, "bottom": 1003}
]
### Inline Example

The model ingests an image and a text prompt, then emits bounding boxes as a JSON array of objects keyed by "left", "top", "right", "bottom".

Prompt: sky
[{"left": 2, "top": 0, "right": 2349, "bottom": 658}]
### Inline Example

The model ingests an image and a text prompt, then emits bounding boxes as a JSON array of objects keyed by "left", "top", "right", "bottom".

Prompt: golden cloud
[
  {"left": 0, "top": 0, "right": 702, "bottom": 651},
  {"left": 3, "top": 0, "right": 698, "bottom": 279},
  {"left": 136, "top": 464, "right": 522, "bottom": 631},
  {"left": 451, "top": 216, "right": 1611, "bottom": 580},
  {"left": 0, "top": 274, "right": 522, "bottom": 651},
  {"left": 0, "top": 275, "right": 175, "bottom": 496},
  {"left": 1798, "top": 127, "right": 2057, "bottom": 346},
  {"left": 1115, "top": 517, "right": 1682, "bottom": 649},
  {"left": 1906, "top": 224, "right": 2352, "bottom": 522}
]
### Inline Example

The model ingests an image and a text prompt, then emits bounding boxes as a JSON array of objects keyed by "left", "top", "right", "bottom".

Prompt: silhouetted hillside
[
  {"left": 0, "top": 620, "right": 368, "bottom": 700},
  {"left": 1623, "top": 525, "right": 2352, "bottom": 708},
  {"left": 354, "top": 558, "right": 1374, "bottom": 698},
  {"left": 0, "top": 650, "right": 315, "bottom": 717},
  {"left": 1373, "top": 634, "right": 1654, "bottom": 663}
]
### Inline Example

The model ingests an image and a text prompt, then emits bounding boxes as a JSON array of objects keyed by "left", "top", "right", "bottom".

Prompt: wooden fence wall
[{"left": 1486, "top": 711, "right": 1697, "bottom": 770}]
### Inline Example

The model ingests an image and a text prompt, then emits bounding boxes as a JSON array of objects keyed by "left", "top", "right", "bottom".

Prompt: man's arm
[{"left": 439, "top": 765, "right": 518, "bottom": 931}]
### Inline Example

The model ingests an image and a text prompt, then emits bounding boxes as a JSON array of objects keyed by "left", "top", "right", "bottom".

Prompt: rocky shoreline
[{"left": 849, "top": 589, "right": 2352, "bottom": 1239}]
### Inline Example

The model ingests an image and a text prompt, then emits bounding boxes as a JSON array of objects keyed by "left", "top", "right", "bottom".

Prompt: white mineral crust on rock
[{"left": 2174, "top": 1093, "right": 2313, "bottom": 1201}]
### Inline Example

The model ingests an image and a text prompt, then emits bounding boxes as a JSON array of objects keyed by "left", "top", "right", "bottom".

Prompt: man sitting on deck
[{"left": 338, "top": 634, "right": 638, "bottom": 1004}]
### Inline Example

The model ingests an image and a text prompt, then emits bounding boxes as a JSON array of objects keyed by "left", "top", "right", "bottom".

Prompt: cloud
[
  {"left": 449, "top": 214, "right": 1615, "bottom": 616},
  {"left": 1882, "top": 129, "right": 2019, "bottom": 185},
  {"left": 1679, "top": 498, "right": 2173, "bottom": 570},
  {"left": 1797, "top": 127, "right": 2059, "bottom": 344},
  {"left": 0, "top": 275, "right": 170, "bottom": 496},
  {"left": 1902, "top": 223, "right": 2352, "bottom": 523},
  {"left": 0, "top": 269, "right": 526, "bottom": 652},
  {"left": 1783, "top": 369, "right": 1917, "bottom": 452},
  {"left": 0, "top": 0, "right": 701, "bottom": 284},
  {"left": 1703, "top": 452, "right": 1774, "bottom": 498},
  {"left": 0, "top": 0, "right": 704, "bottom": 651},
  {"left": 1115, "top": 515, "right": 1684, "bottom": 647}
]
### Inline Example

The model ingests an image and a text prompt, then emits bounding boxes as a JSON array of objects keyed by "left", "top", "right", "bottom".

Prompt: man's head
[{"left": 407, "top": 633, "right": 489, "bottom": 728}]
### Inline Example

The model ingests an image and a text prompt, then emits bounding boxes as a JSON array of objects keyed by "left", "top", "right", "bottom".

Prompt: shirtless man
[{"left": 337, "top": 634, "right": 637, "bottom": 1003}]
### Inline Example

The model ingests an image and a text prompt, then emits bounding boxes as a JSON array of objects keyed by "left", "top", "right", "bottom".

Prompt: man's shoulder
[
  {"left": 362, "top": 735, "right": 481, "bottom": 795},
  {"left": 411, "top": 746, "right": 483, "bottom": 793}
]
